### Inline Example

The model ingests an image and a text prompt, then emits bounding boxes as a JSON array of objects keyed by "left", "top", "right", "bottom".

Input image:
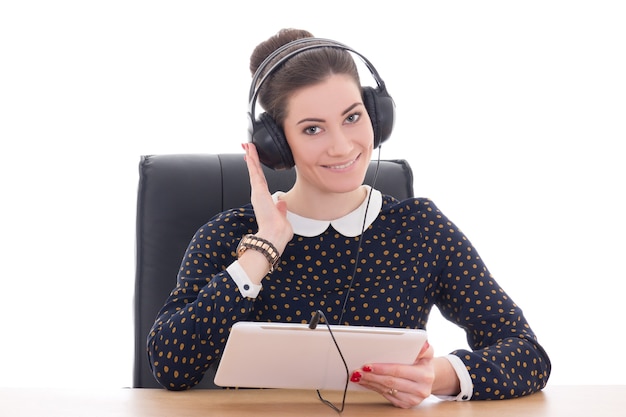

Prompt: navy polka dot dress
[{"left": 147, "top": 192, "right": 551, "bottom": 400}]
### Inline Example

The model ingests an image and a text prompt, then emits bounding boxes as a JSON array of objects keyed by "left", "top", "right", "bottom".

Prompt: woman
[{"left": 147, "top": 28, "right": 551, "bottom": 409}]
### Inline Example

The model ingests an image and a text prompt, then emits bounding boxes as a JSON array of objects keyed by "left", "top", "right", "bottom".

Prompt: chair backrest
[{"left": 133, "top": 153, "right": 414, "bottom": 388}]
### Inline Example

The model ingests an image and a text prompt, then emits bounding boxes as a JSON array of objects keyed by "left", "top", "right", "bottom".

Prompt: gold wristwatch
[{"left": 236, "top": 234, "right": 280, "bottom": 273}]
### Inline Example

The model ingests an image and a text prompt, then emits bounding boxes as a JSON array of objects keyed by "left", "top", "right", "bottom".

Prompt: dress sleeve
[
  {"left": 426, "top": 200, "right": 552, "bottom": 400},
  {"left": 146, "top": 208, "right": 259, "bottom": 390}
]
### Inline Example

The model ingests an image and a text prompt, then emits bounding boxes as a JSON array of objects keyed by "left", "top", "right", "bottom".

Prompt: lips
[{"left": 323, "top": 154, "right": 360, "bottom": 170}]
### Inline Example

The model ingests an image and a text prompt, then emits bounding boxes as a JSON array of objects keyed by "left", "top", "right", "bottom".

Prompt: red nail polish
[
  {"left": 350, "top": 371, "right": 362, "bottom": 382},
  {"left": 362, "top": 365, "right": 373, "bottom": 372}
]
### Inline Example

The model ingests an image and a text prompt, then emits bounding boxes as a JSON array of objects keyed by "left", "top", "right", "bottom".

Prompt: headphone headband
[{"left": 249, "top": 38, "right": 387, "bottom": 117}]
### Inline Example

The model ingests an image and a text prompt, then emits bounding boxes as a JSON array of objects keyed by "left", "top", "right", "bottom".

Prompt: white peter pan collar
[{"left": 272, "top": 186, "right": 382, "bottom": 237}]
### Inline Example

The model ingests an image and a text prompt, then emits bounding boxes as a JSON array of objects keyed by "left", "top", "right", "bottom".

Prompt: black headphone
[{"left": 248, "top": 37, "right": 395, "bottom": 170}]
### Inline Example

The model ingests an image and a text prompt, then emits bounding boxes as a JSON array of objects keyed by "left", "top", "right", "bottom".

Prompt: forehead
[{"left": 285, "top": 74, "right": 362, "bottom": 119}]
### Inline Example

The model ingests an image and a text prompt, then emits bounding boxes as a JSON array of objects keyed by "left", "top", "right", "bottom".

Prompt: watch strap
[{"left": 237, "top": 234, "right": 280, "bottom": 273}]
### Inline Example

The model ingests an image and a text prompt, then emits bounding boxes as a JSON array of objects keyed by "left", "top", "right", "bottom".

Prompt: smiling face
[{"left": 282, "top": 74, "right": 374, "bottom": 196}]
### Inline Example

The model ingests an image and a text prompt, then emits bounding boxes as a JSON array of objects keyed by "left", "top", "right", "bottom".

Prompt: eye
[
  {"left": 303, "top": 125, "right": 322, "bottom": 135},
  {"left": 345, "top": 112, "right": 362, "bottom": 124}
]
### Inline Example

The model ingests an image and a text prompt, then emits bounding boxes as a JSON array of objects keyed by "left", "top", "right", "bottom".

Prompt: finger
[
  {"left": 243, "top": 144, "right": 275, "bottom": 213},
  {"left": 275, "top": 199, "right": 288, "bottom": 216},
  {"left": 355, "top": 362, "right": 433, "bottom": 395},
  {"left": 242, "top": 143, "right": 268, "bottom": 190},
  {"left": 359, "top": 380, "right": 422, "bottom": 409},
  {"left": 415, "top": 340, "right": 434, "bottom": 362}
]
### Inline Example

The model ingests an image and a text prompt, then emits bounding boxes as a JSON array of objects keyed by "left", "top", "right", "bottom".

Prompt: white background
[{"left": 1, "top": 1, "right": 624, "bottom": 388}]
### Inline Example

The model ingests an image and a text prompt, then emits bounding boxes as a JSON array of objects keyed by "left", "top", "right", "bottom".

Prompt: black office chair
[{"left": 133, "top": 153, "right": 414, "bottom": 388}]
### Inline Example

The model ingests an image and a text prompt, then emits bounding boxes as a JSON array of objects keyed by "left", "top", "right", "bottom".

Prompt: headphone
[{"left": 248, "top": 37, "right": 396, "bottom": 170}]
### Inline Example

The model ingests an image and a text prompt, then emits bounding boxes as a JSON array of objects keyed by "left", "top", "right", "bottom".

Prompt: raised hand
[{"left": 240, "top": 143, "right": 293, "bottom": 280}]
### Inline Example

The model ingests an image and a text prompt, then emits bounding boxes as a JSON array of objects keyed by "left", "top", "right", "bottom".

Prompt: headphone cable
[{"left": 336, "top": 146, "right": 382, "bottom": 325}]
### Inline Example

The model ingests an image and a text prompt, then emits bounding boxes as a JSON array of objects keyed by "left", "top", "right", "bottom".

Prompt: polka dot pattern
[{"left": 147, "top": 196, "right": 551, "bottom": 398}]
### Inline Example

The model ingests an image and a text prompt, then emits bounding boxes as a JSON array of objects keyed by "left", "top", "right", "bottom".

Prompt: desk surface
[{"left": 1, "top": 385, "right": 623, "bottom": 417}]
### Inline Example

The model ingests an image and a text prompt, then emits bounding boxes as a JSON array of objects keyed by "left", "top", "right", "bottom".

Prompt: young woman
[{"left": 147, "top": 28, "right": 551, "bottom": 409}]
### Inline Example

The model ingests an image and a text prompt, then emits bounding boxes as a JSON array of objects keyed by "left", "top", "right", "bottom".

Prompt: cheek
[
  {"left": 355, "top": 121, "right": 375, "bottom": 148},
  {"left": 289, "top": 140, "right": 324, "bottom": 164}
]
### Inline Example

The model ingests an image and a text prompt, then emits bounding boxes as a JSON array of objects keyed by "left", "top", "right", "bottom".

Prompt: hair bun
[{"left": 249, "top": 28, "right": 315, "bottom": 76}]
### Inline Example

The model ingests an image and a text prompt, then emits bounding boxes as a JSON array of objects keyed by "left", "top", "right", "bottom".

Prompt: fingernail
[
  {"left": 350, "top": 371, "right": 362, "bottom": 383},
  {"left": 362, "top": 365, "right": 373, "bottom": 372}
]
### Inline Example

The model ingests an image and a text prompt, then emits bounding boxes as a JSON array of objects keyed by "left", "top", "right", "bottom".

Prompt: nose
[{"left": 327, "top": 128, "right": 354, "bottom": 156}]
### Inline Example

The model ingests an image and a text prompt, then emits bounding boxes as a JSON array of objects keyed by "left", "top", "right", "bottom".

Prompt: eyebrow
[{"left": 296, "top": 102, "right": 362, "bottom": 125}]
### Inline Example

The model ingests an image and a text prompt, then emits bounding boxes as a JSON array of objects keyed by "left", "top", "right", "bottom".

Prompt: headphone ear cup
[
  {"left": 248, "top": 112, "right": 295, "bottom": 170},
  {"left": 362, "top": 86, "right": 395, "bottom": 148}
]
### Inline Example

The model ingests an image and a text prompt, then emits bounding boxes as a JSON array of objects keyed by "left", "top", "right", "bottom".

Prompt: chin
[{"left": 322, "top": 171, "right": 368, "bottom": 194}]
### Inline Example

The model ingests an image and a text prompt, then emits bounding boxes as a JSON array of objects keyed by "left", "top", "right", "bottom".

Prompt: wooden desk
[{"left": 1, "top": 385, "right": 623, "bottom": 416}]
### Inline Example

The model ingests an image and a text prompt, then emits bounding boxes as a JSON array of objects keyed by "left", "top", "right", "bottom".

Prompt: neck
[{"left": 281, "top": 184, "right": 368, "bottom": 220}]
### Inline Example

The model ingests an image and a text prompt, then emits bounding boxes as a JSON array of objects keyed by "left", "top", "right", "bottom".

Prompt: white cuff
[
  {"left": 226, "top": 261, "right": 262, "bottom": 298},
  {"left": 434, "top": 354, "right": 473, "bottom": 401}
]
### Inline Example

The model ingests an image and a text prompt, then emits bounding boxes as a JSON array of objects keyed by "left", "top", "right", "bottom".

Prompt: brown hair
[{"left": 249, "top": 28, "right": 361, "bottom": 128}]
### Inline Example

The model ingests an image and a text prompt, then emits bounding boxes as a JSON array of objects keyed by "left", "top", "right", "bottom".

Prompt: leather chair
[{"left": 133, "top": 153, "right": 414, "bottom": 388}]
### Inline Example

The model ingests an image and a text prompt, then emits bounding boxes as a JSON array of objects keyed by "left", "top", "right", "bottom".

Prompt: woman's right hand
[{"left": 242, "top": 142, "right": 293, "bottom": 262}]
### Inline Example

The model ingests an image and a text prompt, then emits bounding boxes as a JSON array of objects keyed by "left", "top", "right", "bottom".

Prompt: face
[{"left": 282, "top": 74, "right": 374, "bottom": 195}]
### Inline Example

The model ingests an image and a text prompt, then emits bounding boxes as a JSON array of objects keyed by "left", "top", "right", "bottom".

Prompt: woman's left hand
[{"left": 350, "top": 341, "right": 435, "bottom": 409}]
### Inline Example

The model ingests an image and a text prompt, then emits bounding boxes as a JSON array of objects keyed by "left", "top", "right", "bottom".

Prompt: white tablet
[{"left": 213, "top": 321, "right": 427, "bottom": 391}]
